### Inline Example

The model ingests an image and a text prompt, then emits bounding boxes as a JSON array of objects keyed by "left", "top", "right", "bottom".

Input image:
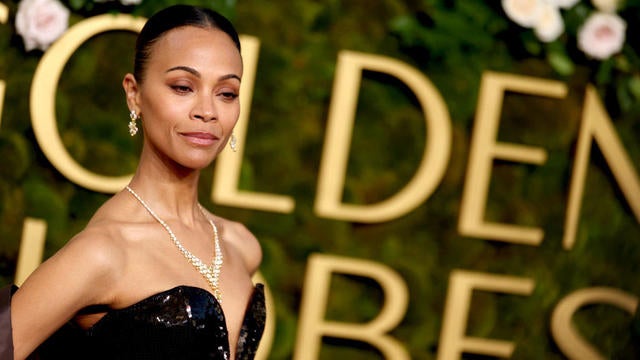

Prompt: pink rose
[
  {"left": 15, "top": 0, "right": 70, "bottom": 51},
  {"left": 577, "top": 12, "right": 626, "bottom": 60}
]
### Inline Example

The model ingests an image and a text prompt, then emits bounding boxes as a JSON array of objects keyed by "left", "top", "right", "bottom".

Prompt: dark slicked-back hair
[{"left": 133, "top": 5, "right": 241, "bottom": 83}]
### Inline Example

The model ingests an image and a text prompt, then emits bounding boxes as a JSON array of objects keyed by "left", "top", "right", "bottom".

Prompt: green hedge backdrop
[{"left": 0, "top": 0, "right": 639, "bottom": 359}]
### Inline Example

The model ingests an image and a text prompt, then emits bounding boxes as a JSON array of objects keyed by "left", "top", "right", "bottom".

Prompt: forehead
[{"left": 147, "top": 26, "right": 242, "bottom": 76}]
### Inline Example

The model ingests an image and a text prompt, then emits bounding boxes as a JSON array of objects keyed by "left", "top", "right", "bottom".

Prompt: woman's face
[{"left": 125, "top": 26, "right": 243, "bottom": 170}]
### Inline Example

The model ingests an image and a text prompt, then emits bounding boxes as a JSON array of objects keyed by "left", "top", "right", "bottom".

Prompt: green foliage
[
  {"left": 62, "top": 0, "right": 236, "bottom": 19},
  {"left": 0, "top": 0, "right": 638, "bottom": 359}
]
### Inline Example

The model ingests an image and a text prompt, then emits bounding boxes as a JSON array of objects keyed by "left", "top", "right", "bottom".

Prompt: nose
[{"left": 191, "top": 93, "right": 217, "bottom": 122}]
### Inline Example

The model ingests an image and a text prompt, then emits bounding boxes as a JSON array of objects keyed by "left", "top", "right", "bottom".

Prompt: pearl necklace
[{"left": 125, "top": 186, "right": 223, "bottom": 302}]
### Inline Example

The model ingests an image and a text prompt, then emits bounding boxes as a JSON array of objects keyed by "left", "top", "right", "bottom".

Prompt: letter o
[{"left": 30, "top": 14, "right": 146, "bottom": 193}]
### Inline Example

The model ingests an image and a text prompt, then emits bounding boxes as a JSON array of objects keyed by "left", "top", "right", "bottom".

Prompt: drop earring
[
  {"left": 229, "top": 133, "right": 237, "bottom": 152},
  {"left": 128, "top": 110, "right": 139, "bottom": 136}
]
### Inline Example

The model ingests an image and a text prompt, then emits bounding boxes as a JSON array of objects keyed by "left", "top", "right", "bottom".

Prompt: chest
[{"left": 39, "top": 285, "right": 266, "bottom": 360}]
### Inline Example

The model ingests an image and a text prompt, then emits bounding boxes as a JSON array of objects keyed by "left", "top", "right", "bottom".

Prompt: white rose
[
  {"left": 534, "top": 2, "right": 565, "bottom": 42},
  {"left": 120, "top": 0, "right": 142, "bottom": 5},
  {"left": 545, "top": 0, "right": 580, "bottom": 9},
  {"left": 15, "top": 0, "right": 69, "bottom": 51},
  {"left": 591, "top": 0, "right": 620, "bottom": 12},
  {"left": 577, "top": 12, "right": 626, "bottom": 60},
  {"left": 502, "top": 0, "right": 545, "bottom": 28}
]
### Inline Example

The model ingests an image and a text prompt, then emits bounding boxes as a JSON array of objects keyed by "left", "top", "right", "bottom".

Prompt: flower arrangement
[
  {"left": 13, "top": 0, "right": 235, "bottom": 51},
  {"left": 501, "top": 0, "right": 640, "bottom": 111},
  {"left": 502, "top": 0, "right": 627, "bottom": 59},
  {"left": 14, "top": 0, "right": 141, "bottom": 51}
]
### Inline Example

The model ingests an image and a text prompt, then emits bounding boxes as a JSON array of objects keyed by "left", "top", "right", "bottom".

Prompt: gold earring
[
  {"left": 229, "top": 133, "right": 237, "bottom": 152},
  {"left": 128, "top": 110, "right": 138, "bottom": 136}
]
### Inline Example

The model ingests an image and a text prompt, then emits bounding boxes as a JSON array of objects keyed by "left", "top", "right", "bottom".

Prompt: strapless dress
[{"left": 34, "top": 284, "right": 266, "bottom": 359}]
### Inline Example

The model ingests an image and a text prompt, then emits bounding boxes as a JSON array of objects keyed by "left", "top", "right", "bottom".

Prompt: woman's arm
[{"left": 10, "top": 230, "right": 121, "bottom": 360}]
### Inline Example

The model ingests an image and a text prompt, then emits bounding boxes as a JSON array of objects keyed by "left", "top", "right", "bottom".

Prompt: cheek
[
  {"left": 143, "top": 94, "right": 184, "bottom": 123},
  {"left": 221, "top": 104, "right": 241, "bottom": 130}
]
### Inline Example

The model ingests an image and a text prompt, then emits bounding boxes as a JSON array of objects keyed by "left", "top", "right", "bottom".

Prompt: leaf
[
  {"left": 68, "top": 0, "right": 86, "bottom": 11},
  {"left": 628, "top": 76, "right": 640, "bottom": 99},
  {"left": 616, "top": 81, "right": 633, "bottom": 111},
  {"left": 595, "top": 58, "right": 614, "bottom": 85},
  {"left": 522, "top": 31, "right": 542, "bottom": 56},
  {"left": 547, "top": 48, "right": 575, "bottom": 76}
]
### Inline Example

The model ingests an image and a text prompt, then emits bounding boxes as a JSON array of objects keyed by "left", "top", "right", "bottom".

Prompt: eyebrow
[{"left": 166, "top": 66, "right": 240, "bottom": 82}]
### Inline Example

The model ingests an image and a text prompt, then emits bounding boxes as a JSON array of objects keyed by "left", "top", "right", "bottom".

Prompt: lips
[{"left": 180, "top": 132, "right": 218, "bottom": 146}]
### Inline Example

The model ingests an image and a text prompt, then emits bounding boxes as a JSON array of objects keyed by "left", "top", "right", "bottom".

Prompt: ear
[{"left": 122, "top": 73, "right": 140, "bottom": 113}]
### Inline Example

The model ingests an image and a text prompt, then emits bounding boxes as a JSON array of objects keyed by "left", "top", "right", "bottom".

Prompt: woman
[{"left": 2, "top": 5, "right": 265, "bottom": 359}]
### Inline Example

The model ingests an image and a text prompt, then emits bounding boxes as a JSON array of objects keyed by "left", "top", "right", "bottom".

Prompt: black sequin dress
[{"left": 2, "top": 284, "right": 266, "bottom": 360}]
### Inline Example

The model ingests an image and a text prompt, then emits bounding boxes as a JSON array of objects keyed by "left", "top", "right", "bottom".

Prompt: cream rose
[
  {"left": 534, "top": 2, "right": 565, "bottom": 42},
  {"left": 15, "top": 0, "right": 69, "bottom": 51},
  {"left": 577, "top": 12, "right": 626, "bottom": 60},
  {"left": 591, "top": 0, "right": 620, "bottom": 12},
  {"left": 545, "top": 0, "right": 580, "bottom": 9},
  {"left": 502, "top": 0, "right": 544, "bottom": 28},
  {"left": 93, "top": 0, "right": 142, "bottom": 5}
]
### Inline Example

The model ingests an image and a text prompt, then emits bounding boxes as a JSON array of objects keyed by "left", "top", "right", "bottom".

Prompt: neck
[{"left": 127, "top": 147, "right": 205, "bottom": 225}]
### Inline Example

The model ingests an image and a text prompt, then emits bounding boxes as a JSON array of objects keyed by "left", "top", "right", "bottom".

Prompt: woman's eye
[
  {"left": 171, "top": 85, "right": 192, "bottom": 93},
  {"left": 220, "top": 92, "right": 239, "bottom": 101}
]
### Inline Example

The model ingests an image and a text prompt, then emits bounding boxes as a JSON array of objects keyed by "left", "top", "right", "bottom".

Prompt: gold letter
[
  {"left": 0, "top": 2, "right": 8, "bottom": 129},
  {"left": 437, "top": 270, "right": 535, "bottom": 360},
  {"left": 458, "top": 72, "right": 567, "bottom": 245},
  {"left": 14, "top": 218, "right": 47, "bottom": 286},
  {"left": 212, "top": 36, "right": 295, "bottom": 213},
  {"left": 0, "top": 3, "right": 7, "bottom": 24},
  {"left": 294, "top": 254, "right": 410, "bottom": 359},
  {"left": 31, "top": 14, "right": 146, "bottom": 193},
  {"left": 563, "top": 86, "right": 640, "bottom": 249},
  {"left": 315, "top": 50, "right": 451, "bottom": 222},
  {"left": 551, "top": 287, "right": 638, "bottom": 360}
]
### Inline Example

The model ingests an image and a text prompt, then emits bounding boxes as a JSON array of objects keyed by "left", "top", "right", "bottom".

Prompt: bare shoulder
[
  {"left": 28, "top": 194, "right": 138, "bottom": 299},
  {"left": 66, "top": 222, "right": 126, "bottom": 272},
  {"left": 11, "top": 200, "right": 129, "bottom": 358},
  {"left": 208, "top": 213, "right": 262, "bottom": 275},
  {"left": 36, "top": 218, "right": 127, "bottom": 303}
]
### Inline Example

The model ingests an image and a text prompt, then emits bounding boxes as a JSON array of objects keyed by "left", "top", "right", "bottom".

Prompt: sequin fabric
[{"left": 36, "top": 284, "right": 265, "bottom": 360}]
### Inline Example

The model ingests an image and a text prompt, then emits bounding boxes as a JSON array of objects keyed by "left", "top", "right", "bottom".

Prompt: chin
[
  {"left": 175, "top": 153, "right": 217, "bottom": 171},
  {"left": 182, "top": 159, "right": 215, "bottom": 170},
  {"left": 183, "top": 146, "right": 223, "bottom": 166}
]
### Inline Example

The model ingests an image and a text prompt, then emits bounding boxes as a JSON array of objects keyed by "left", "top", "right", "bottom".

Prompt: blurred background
[{"left": 0, "top": 0, "right": 638, "bottom": 359}]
